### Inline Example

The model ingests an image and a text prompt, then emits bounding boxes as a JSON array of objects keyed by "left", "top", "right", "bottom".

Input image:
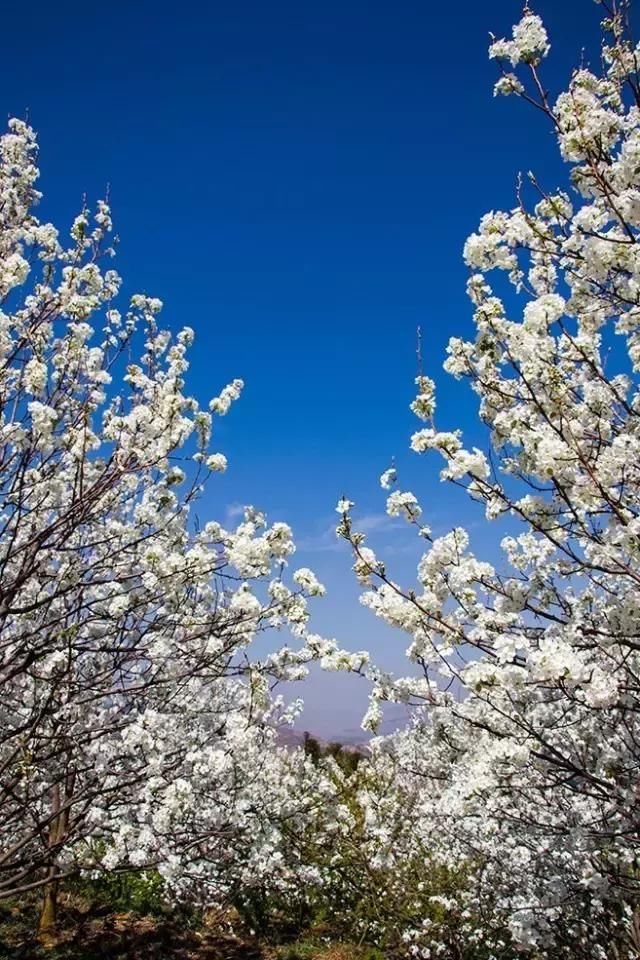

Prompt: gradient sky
[{"left": 4, "top": 0, "right": 605, "bottom": 736}]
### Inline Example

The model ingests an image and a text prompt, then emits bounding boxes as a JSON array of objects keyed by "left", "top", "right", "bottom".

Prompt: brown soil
[
  {"left": 0, "top": 902, "right": 377, "bottom": 960},
  {"left": 1, "top": 909, "right": 269, "bottom": 959}
]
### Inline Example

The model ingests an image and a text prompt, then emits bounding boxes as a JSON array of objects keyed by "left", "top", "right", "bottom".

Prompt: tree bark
[
  {"left": 37, "top": 772, "right": 75, "bottom": 938},
  {"left": 38, "top": 866, "right": 59, "bottom": 935}
]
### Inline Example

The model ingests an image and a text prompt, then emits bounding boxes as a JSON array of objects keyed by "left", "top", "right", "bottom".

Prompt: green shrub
[{"left": 70, "top": 869, "right": 167, "bottom": 916}]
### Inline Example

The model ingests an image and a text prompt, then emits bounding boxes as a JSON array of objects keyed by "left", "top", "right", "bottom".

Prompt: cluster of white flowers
[
  {"left": 386, "top": 490, "right": 422, "bottom": 521},
  {"left": 489, "top": 11, "right": 549, "bottom": 68},
  {"left": 8, "top": 4, "right": 640, "bottom": 953},
  {"left": 205, "top": 452, "right": 227, "bottom": 472},
  {"left": 209, "top": 377, "right": 244, "bottom": 414},
  {"left": 0, "top": 118, "right": 352, "bottom": 923},
  {"left": 335, "top": 7, "right": 640, "bottom": 956},
  {"left": 379, "top": 466, "right": 397, "bottom": 490}
]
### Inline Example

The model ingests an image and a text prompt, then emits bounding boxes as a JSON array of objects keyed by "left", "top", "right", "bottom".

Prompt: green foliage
[
  {"left": 276, "top": 943, "right": 385, "bottom": 960},
  {"left": 303, "top": 732, "right": 322, "bottom": 765},
  {"left": 70, "top": 869, "right": 167, "bottom": 917},
  {"left": 276, "top": 943, "right": 318, "bottom": 960},
  {"left": 302, "top": 732, "right": 362, "bottom": 776}
]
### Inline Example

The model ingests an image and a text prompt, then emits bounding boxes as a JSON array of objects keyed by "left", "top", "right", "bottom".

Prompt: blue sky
[{"left": 4, "top": 0, "right": 604, "bottom": 736}]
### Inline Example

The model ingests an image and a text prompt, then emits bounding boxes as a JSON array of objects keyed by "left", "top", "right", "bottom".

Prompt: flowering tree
[
  {"left": 338, "top": 2, "right": 640, "bottom": 956},
  {"left": 0, "top": 117, "right": 346, "bottom": 932}
]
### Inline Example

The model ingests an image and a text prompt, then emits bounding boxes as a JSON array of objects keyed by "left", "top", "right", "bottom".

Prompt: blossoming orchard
[{"left": 3, "top": 1, "right": 640, "bottom": 958}]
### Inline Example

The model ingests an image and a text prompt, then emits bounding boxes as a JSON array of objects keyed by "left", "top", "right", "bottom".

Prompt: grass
[{"left": 275, "top": 944, "right": 384, "bottom": 960}]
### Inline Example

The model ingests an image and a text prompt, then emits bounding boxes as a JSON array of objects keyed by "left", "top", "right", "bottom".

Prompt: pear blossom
[
  {"left": 379, "top": 466, "right": 397, "bottom": 490},
  {"left": 336, "top": 7, "right": 640, "bottom": 956},
  {"left": 386, "top": 490, "right": 422, "bottom": 521},
  {"left": 293, "top": 567, "right": 326, "bottom": 596},
  {"left": 206, "top": 452, "right": 227, "bottom": 472},
  {"left": 0, "top": 118, "right": 341, "bottom": 927}
]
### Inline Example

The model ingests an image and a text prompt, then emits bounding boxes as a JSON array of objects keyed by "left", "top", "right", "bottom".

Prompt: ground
[{"left": 0, "top": 901, "right": 383, "bottom": 960}]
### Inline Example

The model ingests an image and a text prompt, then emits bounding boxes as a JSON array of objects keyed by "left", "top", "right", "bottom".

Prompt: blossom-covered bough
[
  {"left": 338, "top": 2, "right": 640, "bottom": 956},
  {"left": 0, "top": 117, "right": 354, "bottom": 933}
]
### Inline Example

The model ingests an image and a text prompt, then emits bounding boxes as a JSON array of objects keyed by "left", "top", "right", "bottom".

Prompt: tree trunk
[
  {"left": 37, "top": 772, "right": 75, "bottom": 938},
  {"left": 38, "top": 867, "right": 59, "bottom": 936}
]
